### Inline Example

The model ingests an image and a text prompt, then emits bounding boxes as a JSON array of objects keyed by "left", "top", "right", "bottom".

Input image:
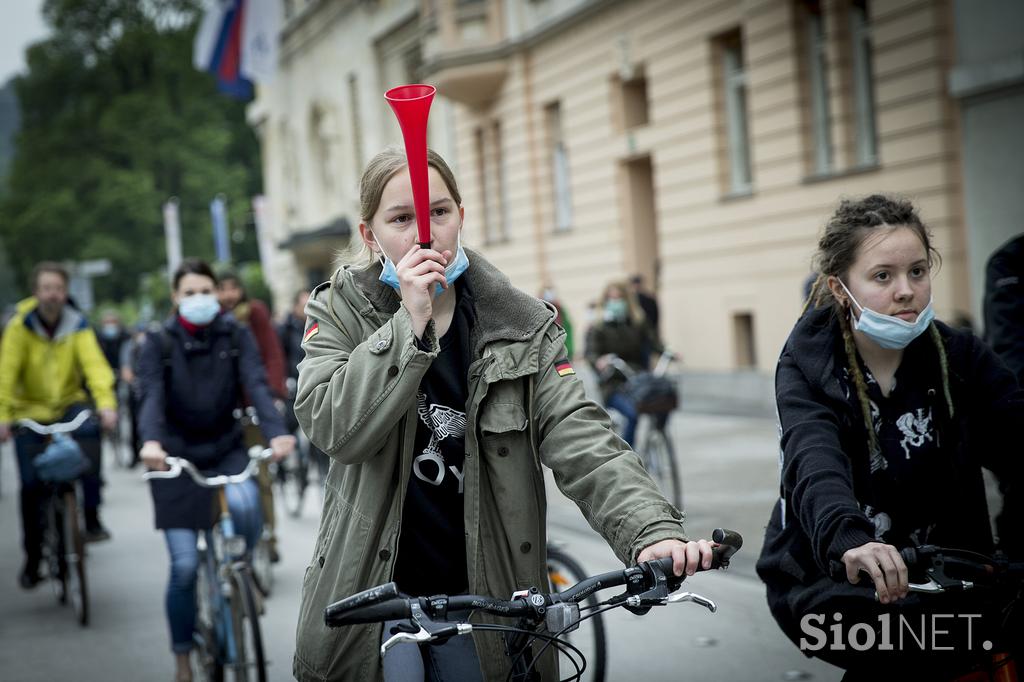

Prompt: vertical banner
[
  {"left": 241, "top": 0, "right": 282, "bottom": 83},
  {"left": 251, "top": 195, "right": 274, "bottom": 277},
  {"left": 163, "top": 197, "right": 183, "bottom": 280},
  {"left": 211, "top": 194, "right": 231, "bottom": 263}
]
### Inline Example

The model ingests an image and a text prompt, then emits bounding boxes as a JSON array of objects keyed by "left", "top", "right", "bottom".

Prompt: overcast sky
[{"left": 0, "top": 0, "right": 49, "bottom": 85}]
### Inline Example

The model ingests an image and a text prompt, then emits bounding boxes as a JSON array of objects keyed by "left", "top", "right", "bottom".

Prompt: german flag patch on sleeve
[
  {"left": 302, "top": 321, "right": 319, "bottom": 344},
  {"left": 554, "top": 358, "right": 575, "bottom": 377}
]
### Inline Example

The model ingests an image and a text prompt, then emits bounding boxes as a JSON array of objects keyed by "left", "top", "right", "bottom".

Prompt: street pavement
[{"left": 0, "top": 403, "right": 843, "bottom": 681}]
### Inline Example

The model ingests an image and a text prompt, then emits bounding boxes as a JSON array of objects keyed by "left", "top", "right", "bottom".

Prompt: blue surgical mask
[
  {"left": 839, "top": 280, "right": 934, "bottom": 350},
  {"left": 604, "top": 299, "right": 629, "bottom": 323},
  {"left": 178, "top": 293, "right": 220, "bottom": 326},
  {"left": 378, "top": 235, "right": 470, "bottom": 298}
]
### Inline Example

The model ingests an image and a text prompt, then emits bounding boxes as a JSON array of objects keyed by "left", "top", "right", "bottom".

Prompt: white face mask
[
  {"left": 178, "top": 293, "right": 220, "bottom": 326},
  {"left": 838, "top": 280, "right": 935, "bottom": 349}
]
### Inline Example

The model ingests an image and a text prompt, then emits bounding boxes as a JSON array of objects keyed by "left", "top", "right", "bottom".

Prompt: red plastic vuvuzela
[{"left": 385, "top": 84, "right": 436, "bottom": 248}]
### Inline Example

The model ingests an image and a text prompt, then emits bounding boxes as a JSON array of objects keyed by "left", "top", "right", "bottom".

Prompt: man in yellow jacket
[{"left": 0, "top": 262, "right": 117, "bottom": 588}]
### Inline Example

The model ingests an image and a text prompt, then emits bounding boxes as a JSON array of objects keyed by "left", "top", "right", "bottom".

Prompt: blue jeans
[
  {"left": 13, "top": 405, "right": 102, "bottom": 562},
  {"left": 163, "top": 479, "right": 262, "bottom": 654},
  {"left": 606, "top": 391, "right": 638, "bottom": 447}
]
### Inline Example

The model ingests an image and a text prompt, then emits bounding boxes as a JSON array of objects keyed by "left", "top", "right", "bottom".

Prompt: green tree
[{"left": 0, "top": 0, "right": 262, "bottom": 304}]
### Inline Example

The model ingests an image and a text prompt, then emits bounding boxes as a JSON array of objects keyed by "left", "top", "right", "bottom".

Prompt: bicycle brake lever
[
  {"left": 379, "top": 622, "right": 473, "bottom": 658},
  {"left": 380, "top": 625, "right": 432, "bottom": 657},
  {"left": 872, "top": 576, "right": 975, "bottom": 601},
  {"left": 666, "top": 591, "right": 717, "bottom": 613}
]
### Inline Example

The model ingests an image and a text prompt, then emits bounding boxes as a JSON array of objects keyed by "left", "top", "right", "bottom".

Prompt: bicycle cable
[
  {"left": 518, "top": 601, "right": 623, "bottom": 681},
  {"left": 471, "top": 623, "right": 585, "bottom": 682}
]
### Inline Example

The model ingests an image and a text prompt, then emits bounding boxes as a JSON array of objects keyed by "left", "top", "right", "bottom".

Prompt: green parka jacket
[{"left": 292, "top": 251, "right": 687, "bottom": 681}]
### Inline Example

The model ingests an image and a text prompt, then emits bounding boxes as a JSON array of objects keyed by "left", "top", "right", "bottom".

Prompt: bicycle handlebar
[
  {"left": 828, "top": 543, "right": 1024, "bottom": 596},
  {"left": 325, "top": 528, "right": 743, "bottom": 628},
  {"left": 601, "top": 350, "right": 677, "bottom": 381},
  {"left": 143, "top": 447, "right": 272, "bottom": 488},
  {"left": 16, "top": 410, "right": 93, "bottom": 436}
]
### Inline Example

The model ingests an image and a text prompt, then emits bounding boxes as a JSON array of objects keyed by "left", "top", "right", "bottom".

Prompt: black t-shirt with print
[
  {"left": 841, "top": 338, "right": 957, "bottom": 548},
  {"left": 393, "top": 282, "right": 476, "bottom": 597}
]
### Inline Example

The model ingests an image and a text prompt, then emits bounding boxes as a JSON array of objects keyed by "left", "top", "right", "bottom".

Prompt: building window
[
  {"left": 717, "top": 31, "right": 753, "bottom": 195},
  {"left": 310, "top": 105, "right": 339, "bottom": 200},
  {"left": 475, "top": 127, "right": 494, "bottom": 243},
  {"left": 492, "top": 120, "right": 509, "bottom": 242},
  {"left": 545, "top": 101, "right": 573, "bottom": 231},
  {"left": 612, "top": 67, "right": 650, "bottom": 131},
  {"left": 347, "top": 74, "right": 364, "bottom": 183},
  {"left": 733, "top": 312, "right": 757, "bottom": 368},
  {"left": 849, "top": 0, "right": 878, "bottom": 166},
  {"left": 800, "top": 0, "right": 833, "bottom": 175},
  {"left": 479, "top": 121, "right": 508, "bottom": 244}
]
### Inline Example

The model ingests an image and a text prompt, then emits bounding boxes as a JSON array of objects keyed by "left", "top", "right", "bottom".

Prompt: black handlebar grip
[
  {"left": 325, "top": 598, "right": 413, "bottom": 627},
  {"left": 324, "top": 582, "right": 401, "bottom": 624},
  {"left": 711, "top": 528, "right": 742, "bottom": 564},
  {"left": 652, "top": 556, "right": 677, "bottom": 576}
]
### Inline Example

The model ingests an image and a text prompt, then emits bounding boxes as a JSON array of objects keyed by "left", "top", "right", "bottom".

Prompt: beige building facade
[{"left": 253, "top": 0, "right": 1007, "bottom": 374}]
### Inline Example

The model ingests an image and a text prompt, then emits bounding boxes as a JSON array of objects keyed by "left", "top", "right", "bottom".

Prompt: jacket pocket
[
  {"left": 295, "top": 498, "right": 374, "bottom": 677},
  {"left": 478, "top": 401, "right": 528, "bottom": 435},
  {"left": 478, "top": 401, "right": 531, "bottom": 468}
]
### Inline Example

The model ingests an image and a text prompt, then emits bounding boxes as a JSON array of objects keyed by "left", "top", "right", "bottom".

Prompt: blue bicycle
[{"left": 145, "top": 447, "right": 272, "bottom": 682}]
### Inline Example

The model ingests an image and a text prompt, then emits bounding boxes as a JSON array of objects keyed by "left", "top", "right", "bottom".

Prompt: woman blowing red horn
[{"left": 290, "top": 142, "right": 714, "bottom": 681}]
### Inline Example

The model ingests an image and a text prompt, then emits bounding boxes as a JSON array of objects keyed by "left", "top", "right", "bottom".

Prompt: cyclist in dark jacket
[
  {"left": 279, "top": 289, "right": 309, "bottom": 388},
  {"left": 586, "top": 280, "right": 660, "bottom": 446},
  {"left": 756, "top": 196, "right": 1024, "bottom": 679},
  {"left": 136, "top": 258, "right": 295, "bottom": 682},
  {"left": 278, "top": 289, "right": 328, "bottom": 483},
  {"left": 983, "top": 233, "right": 1024, "bottom": 386}
]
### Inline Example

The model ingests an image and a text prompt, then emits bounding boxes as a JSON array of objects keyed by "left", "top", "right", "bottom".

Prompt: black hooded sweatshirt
[{"left": 756, "top": 305, "right": 1024, "bottom": 640}]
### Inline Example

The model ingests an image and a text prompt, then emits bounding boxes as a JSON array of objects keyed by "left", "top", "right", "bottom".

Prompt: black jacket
[
  {"left": 984, "top": 234, "right": 1024, "bottom": 386},
  {"left": 136, "top": 315, "right": 287, "bottom": 529},
  {"left": 278, "top": 313, "right": 305, "bottom": 382},
  {"left": 586, "top": 320, "right": 660, "bottom": 401},
  {"left": 756, "top": 305, "right": 1024, "bottom": 641}
]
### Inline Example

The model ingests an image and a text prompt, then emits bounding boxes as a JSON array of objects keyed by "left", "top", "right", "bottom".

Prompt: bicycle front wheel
[
  {"left": 227, "top": 567, "right": 267, "bottom": 682},
  {"left": 194, "top": 541, "right": 224, "bottom": 682},
  {"left": 276, "top": 454, "right": 307, "bottom": 518},
  {"left": 61, "top": 491, "right": 89, "bottom": 626},
  {"left": 43, "top": 495, "right": 68, "bottom": 605},
  {"left": 547, "top": 546, "right": 607, "bottom": 682},
  {"left": 250, "top": 531, "right": 274, "bottom": 598},
  {"left": 638, "top": 421, "right": 683, "bottom": 509}
]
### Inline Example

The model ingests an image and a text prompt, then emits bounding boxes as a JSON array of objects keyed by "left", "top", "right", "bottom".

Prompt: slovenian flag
[{"left": 193, "top": 0, "right": 281, "bottom": 99}]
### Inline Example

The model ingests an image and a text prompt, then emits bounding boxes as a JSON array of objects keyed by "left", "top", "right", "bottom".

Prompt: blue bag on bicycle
[{"left": 34, "top": 434, "right": 90, "bottom": 483}]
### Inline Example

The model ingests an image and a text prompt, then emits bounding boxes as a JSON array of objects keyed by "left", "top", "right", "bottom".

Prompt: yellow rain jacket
[{"left": 0, "top": 297, "right": 116, "bottom": 424}]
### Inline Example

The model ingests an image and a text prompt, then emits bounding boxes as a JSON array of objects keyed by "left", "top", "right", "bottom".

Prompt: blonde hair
[
  {"left": 600, "top": 280, "right": 646, "bottom": 326},
  {"left": 346, "top": 146, "right": 463, "bottom": 265}
]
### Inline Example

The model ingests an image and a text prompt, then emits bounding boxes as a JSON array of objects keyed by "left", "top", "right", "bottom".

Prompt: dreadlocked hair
[
  {"left": 929, "top": 323, "right": 955, "bottom": 419},
  {"left": 837, "top": 309, "right": 881, "bottom": 461}
]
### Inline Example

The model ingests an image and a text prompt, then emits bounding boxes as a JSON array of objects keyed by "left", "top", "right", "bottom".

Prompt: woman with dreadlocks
[{"left": 757, "top": 195, "right": 1023, "bottom": 680}]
